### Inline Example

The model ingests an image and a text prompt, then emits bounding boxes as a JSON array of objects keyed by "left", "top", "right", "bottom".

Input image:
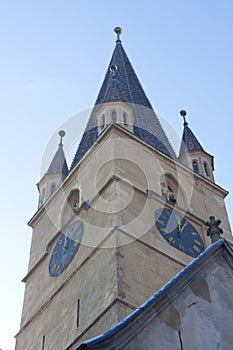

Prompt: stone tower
[{"left": 15, "top": 28, "right": 232, "bottom": 350}]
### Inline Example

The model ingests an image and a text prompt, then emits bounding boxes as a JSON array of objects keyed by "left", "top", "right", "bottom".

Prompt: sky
[{"left": 0, "top": 1, "right": 232, "bottom": 349}]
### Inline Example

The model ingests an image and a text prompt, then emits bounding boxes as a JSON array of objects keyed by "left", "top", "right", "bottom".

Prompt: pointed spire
[
  {"left": 95, "top": 27, "right": 152, "bottom": 108},
  {"left": 179, "top": 110, "right": 204, "bottom": 157},
  {"left": 179, "top": 110, "right": 215, "bottom": 180},
  {"left": 37, "top": 131, "right": 69, "bottom": 208},
  {"left": 47, "top": 130, "right": 69, "bottom": 176},
  {"left": 70, "top": 28, "right": 176, "bottom": 170}
]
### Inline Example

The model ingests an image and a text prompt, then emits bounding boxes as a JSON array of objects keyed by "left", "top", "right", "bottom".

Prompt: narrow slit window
[
  {"left": 204, "top": 162, "right": 210, "bottom": 176},
  {"left": 77, "top": 299, "right": 80, "bottom": 327},
  {"left": 39, "top": 187, "right": 45, "bottom": 206},
  {"left": 123, "top": 112, "right": 127, "bottom": 126},
  {"left": 50, "top": 183, "right": 56, "bottom": 195},
  {"left": 42, "top": 335, "right": 46, "bottom": 350},
  {"left": 192, "top": 160, "right": 199, "bottom": 174},
  {"left": 100, "top": 114, "right": 105, "bottom": 130},
  {"left": 111, "top": 111, "right": 117, "bottom": 123},
  {"left": 42, "top": 187, "right": 45, "bottom": 200}
]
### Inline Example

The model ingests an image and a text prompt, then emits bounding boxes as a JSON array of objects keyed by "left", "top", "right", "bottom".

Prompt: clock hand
[
  {"left": 63, "top": 235, "right": 70, "bottom": 249},
  {"left": 180, "top": 220, "right": 189, "bottom": 233},
  {"left": 175, "top": 214, "right": 182, "bottom": 233}
]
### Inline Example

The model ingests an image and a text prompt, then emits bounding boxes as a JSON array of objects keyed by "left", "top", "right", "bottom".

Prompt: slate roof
[
  {"left": 101, "top": 71, "right": 125, "bottom": 103},
  {"left": 94, "top": 38, "right": 152, "bottom": 108},
  {"left": 76, "top": 239, "right": 231, "bottom": 349},
  {"left": 179, "top": 119, "right": 204, "bottom": 157},
  {"left": 46, "top": 141, "right": 69, "bottom": 177},
  {"left": 70, "top": 32, "right": 176, "bottom": 171}
]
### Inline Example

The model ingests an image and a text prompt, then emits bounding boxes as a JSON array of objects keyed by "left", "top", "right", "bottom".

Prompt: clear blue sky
[{"left": 0, "top": 1, "right": 232, "bottom": 349}]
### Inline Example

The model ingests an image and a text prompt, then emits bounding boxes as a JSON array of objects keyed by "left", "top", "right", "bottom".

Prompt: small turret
[
  {"left": 179, "top": 110, "right": 214, "bottom": 181},
  {"left": 37, "top": 130, "right": 68, "bottom": 208}
]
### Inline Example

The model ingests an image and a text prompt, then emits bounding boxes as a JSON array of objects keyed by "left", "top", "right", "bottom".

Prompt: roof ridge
[
  {"left": 77, "top": 239, "right": 230, "bottom": 349},
  {"left": 118, "top": 43, "right": 136, "bottom": 105}
]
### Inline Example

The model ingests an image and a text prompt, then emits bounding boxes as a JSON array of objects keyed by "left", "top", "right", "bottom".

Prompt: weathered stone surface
[
  {"left": 75, "top": 242, "right": 233, "bottom": 350},
  {"left": 16, "top": 128, "right": 232, "bottom": 350}
]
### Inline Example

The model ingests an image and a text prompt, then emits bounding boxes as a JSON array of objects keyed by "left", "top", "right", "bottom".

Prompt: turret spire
[
  {"left": 179, "top": 110, "right": 214, "bottom": 181},
  {"left": 37, "top": 130, "right": 69, "bottom": 207},
  {"left": 47, "top": 130, "right": 68, "bottom": 176},
  {"left": 179, "top": 111, "right": 204, "bottom": 156}
]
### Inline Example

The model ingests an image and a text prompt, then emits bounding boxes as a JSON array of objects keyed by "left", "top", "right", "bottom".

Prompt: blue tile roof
[
  {"left": 95, "top": 39, "right": 152, "bottom": 108},
  {"left": 70, "top": 34, "right": 176, "bottom": 171},
  {"left": 70, "top": 127, "right": 98, "bottom": 168},
  {"left": 101, "top": 72, "right": 125, "bottom": 103},
  {"left": 76, "top": 239, "right": 230, "bottom": 349}
]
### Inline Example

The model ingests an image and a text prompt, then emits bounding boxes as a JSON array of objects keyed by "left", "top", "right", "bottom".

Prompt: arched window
[
  {"left": 192, "top": 160, "right": 199, "bottom": 174},
  {"left": 160, "top": 174, "right": 186, "bottom": 209},
  {"left": 204, "top": 162, "right": 210, "bottom": 176},
  {"left": 111, "top": 111, "right": 117, "bottom": 123},
  {"left": 100, "top": 114, "right": 105, "bottom": 130},
  {"left": 50, "top": 183, "right": 56, "bottom": 195},
  {"left": 123, "top": 112, "right": 128, "bottom": 126},
  {"left": 61, "top": 188, "right": 80, "bottom": 227}
]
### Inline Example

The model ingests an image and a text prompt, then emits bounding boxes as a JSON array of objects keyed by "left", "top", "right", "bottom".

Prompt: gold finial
[
  {"left": 58, "top": 130, "right": 65, "bottom": 146},
  {"left": 114, "top": 27, "right": 123, "bottom": 42},
  {"left": 180, "top": 110, "right": 188, "bottom": 126}
]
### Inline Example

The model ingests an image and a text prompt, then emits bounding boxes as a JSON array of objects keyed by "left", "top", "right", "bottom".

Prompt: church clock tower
[{"left": 15, "top": 28, "right": 232, "bottom": 350}]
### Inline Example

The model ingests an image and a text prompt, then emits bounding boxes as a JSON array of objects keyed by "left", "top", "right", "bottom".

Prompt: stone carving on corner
[{"left": 205, "top": 216, "right": 223, "bottom": 243}]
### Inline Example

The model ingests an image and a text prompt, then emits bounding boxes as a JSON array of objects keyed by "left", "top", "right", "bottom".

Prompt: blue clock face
[
  {"left": 49, "top": 220, "right": 84, "bottom": 277},
  {"left": 155, "top": 208, "right": 204, "bottom": 258}
]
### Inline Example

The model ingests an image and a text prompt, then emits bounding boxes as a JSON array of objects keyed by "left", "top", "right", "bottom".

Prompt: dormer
[{"left": 179, "top": 110, "right": 215, "bottom": 182}]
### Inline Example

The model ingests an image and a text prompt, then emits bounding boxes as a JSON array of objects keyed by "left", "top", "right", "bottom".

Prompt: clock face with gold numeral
[
  {"left": 155, "top": 208, "right": 204, "bottom": 258},
  {"left": 49, "top": 220, "right": 84, "bottom": 277}
]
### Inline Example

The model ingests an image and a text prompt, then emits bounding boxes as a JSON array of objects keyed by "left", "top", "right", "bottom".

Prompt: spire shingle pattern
[{"left": 71, "top": 36, "right": 176, "bottom": 170}]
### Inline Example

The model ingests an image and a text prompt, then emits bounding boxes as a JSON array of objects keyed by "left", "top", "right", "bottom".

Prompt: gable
[{"left": 77, "top": 240, "right": 233, "bottom": 350}]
